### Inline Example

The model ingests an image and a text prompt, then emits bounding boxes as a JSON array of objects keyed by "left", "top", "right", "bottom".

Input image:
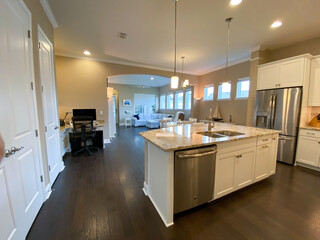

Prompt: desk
[{"left": 60, "top": 121, "right": 105, "bottom": 156}]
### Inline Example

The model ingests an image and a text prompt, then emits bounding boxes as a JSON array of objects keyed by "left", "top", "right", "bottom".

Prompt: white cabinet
[
  {"left": 308, "top": 58, "right": 320, "bottom": 106},
  {"left": 214, "top": 147, "right": 255, "bottom": 199},
  {"left": 257, "top": 64, "right": 279, "bottom": 90},
  {"left": 255, "top": 144, "right": 270, "bottom": 181},
  {"left": 60, "top": 128, "right": 71, "bottom": 157},
  {"left": 268, "top": 134, "right": 278, "bottom": 175},
  {"left": 257, "top": 55, "right": 310, "bottom": 90},
  {"left": 296, "top": 129, "right": 320, "bottom": 167}
]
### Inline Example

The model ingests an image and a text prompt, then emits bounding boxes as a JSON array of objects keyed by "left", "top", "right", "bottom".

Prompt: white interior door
[
  {"left": 38, "top": 27, "right": 62, "bottom": 187},
  {"left": 0, "top": 0, "right": 43, "bottom": 239}
]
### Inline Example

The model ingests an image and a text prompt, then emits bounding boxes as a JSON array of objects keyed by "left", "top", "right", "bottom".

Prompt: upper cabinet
[
  {"left": 308, "top": 57, "right": 320, "bottom": 106},
  {"left": 257, "top": 55, "right": 311, "bottom": 90}
]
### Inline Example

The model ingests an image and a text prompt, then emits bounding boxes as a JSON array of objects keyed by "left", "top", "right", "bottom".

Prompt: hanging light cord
[
  {"left": 181, "top": 56, "right": 184, "bottom": 79},
  {"left": 174, "top": 0, "right": 177, "bottom": 76},
  {"left": 225, "top": 18, "right": 232, "bottom": 69}
]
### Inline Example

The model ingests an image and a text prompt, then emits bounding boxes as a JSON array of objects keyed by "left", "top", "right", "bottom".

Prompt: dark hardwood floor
[{"left": 27, "top": 126, "right": 320, "bottom": 240}]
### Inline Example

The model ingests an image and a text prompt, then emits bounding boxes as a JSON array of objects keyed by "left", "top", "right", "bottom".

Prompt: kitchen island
[{"left": 139, "top": 122, "right": 280, "bottom": 227}]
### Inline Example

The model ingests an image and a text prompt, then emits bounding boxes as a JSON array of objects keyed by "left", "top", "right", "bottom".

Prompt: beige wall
[
  {"left": 198, "top": 61, "right": 250, "bottom": 125},
  {"left": 269, "top": 36, "right": 320, "bottom": 62},
  {"left": 108, "top": 83, "right": 160, "bottom": 124},
  {"left": 158, "top": 84, "right": 195, "bottom": 120},
  {"left": 56, "top": 55, "right": 200, "bottom": 136},
  {"left": 23, "top": 0, "right": 55, "bottom": 186}
]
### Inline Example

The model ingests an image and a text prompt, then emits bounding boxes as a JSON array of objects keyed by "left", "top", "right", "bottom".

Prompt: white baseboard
[
  {"left": 142, "top": 181, "right": 148, "bottom": 196},
  {"left": 45, "top": 184, "right": 52, "bottom": 200},
  {"left": 60, "top": 161, "right": 65, "bottom": 172},
  {"left": 104, "top": 139, "right": 111, "bottom": 144},
  {"left": 119, "top": 123, "right": 125, "bottom": 126},
  {"left": 296, "top": 162, "right": 320, "bottom": 172}
]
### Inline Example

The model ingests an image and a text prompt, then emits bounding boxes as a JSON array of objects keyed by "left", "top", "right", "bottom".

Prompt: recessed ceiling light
[
  {"left": 230, "top": 0, "right": 242, "bottom": 6},
  {"left": 271, "top": 21, "right": 282, "bottom": 28},
  {"left": 150, "top": 77, "right": 154, "bottom": 80},
  {"left": 83, "top": 50, "right": 91, "bottom": 56}
]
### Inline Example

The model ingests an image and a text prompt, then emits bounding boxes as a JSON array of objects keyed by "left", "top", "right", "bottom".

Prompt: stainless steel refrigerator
[{"left": 253, "top": 87, "right": 302, "bottom": 165}]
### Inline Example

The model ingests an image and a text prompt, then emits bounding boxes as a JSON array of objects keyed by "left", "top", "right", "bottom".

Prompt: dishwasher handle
[{"left": 177, "top": 150, "right": 218, "bottom": 159}]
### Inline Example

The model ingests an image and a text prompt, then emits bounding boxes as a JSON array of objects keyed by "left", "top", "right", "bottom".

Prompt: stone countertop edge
[
  {"left": 139, "top": 123, "right": 281, "bottom": 152},
  {"left": 300, "top": 126, "right": 320, "bottom": 131}
]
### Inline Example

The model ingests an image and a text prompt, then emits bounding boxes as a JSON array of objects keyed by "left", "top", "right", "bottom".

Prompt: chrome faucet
[{"left": 208, "top": 120, "right": 215, "bottom": 131}]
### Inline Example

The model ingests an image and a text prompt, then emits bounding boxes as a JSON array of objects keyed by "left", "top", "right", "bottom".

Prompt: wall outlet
[{"left": 100, "top": 111, "right": 103, "bottom": 115}]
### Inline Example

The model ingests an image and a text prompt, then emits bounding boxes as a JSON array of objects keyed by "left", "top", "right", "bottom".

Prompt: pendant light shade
[
  {"left": 171, "top": 76, "right": 179, "bottom": 89},
  {"left": 171, "top": 0, "right": 179, "bottom": 89},
  {"left": 181, "top": 56, "right": 189, "bottom": 88},
  {"left": 182, "top": 79, "right": 189, "bottom": 88}
]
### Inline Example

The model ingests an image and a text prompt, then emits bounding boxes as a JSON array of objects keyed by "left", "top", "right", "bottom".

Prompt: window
[
  {"left": 185, "top": 90, "right": 192, "bottom": 110},
  {"left": 236, "top": 78, "right": 250, "bottom": 99},
  {"left": 203, "top": 85, "right": 214, "bottom": 101},
  {"left": 160, "top": 95, "right": 166, "bottom": 109},
  {"left": 167, "top": 93, "right": 174, "bottom": 109},
  {"left": 175, "top": 91, "right": 184, "bottom": 109},
  {"left": 134, "top": 94, "right": 156, "bottom": 114},
  {"left": 218, "top": 82, "right": 231, "bottom": 100}
]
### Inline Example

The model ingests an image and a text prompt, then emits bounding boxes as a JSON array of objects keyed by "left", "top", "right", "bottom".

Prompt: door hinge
[
  {"left": 45, "top": 126, "right": 47, "bottom": 132},
  {"left": 35, "top": 129, "right": 39, "bottom": 137},
  {"left": 28, "top": 30, "right": 31, "bottom": 39},
  {"left": 41, "top": 86, "right": 44, "bottom": 93},
  {"left": 49, "top": 165, "right": 51, "bottom": 171},
  {"left": 38, "top": 42, "right": 41, "bottom": 49},
  {"left": 40, "top": 175, "right": 44, "bottom": 182},
  {"left": 31, "top": 82, "right": 34, "bottom": 90}
]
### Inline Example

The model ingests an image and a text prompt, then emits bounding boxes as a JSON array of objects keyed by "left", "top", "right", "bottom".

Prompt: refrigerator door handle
[{"left": 270, "top": 95, "right": 276, "bottom": 129}]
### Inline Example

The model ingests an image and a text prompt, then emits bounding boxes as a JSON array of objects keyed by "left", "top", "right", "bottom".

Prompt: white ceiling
[
  {"left": 49, "top": 0, "right": 320, "bottom": 75},
  {"left": 108, "top": 74, "right": 170, "bottom": 87}
]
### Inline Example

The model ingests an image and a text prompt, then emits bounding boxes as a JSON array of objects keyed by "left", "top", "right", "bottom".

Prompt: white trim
[
  {"left": 40, "top": 0, "right": 58, "bottom": 28},
  {"left": 235, "top": 97, "right": 249, "bottom": 100},
  {"left": 21, "top": 0, "right": 46, "bottom": 202},
  {"left": 148, "top": 194, "right": 174, "bottom": 227},
  {"left": 45, "top": 184, "right": 52, "bottom": 200},
  {"left": 202, "top": 56, "right": 251, "bottom": 75},
  {"left": 119, "top": 123, "right": 125, "bottom": 126},
  {"left": 55, "top": 51, "right": 195, "bottom": 76},
  {"left": 142, "top": 181, "right": 149, "bottom": 196},
  {"left": 258, "top": 53, "right": 313, "bottom": 67},
  {"left": 104, "top": 139, "right": 111, "bottom": 144}
]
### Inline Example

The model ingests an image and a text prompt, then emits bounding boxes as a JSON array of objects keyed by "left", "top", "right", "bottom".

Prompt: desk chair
[{"left": 72, "top": 116, "right": 99, "bottom": 156}]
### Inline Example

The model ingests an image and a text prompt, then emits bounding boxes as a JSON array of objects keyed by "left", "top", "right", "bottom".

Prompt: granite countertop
[
  {"left": 139, "top": 122, "right": 281, "bottom": 152},
  {"left": 300, "top": 126, "right": 320, "bottom": 131}
]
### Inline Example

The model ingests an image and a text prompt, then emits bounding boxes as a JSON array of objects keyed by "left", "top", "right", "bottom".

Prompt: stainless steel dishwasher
[{"left": 174, "top": 146, "right": 217, "bottom": 213}]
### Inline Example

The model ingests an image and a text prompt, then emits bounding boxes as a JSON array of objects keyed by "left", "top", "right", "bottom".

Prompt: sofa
[{"left": 132, "top": 113, "right": 171, "bottom": 128}]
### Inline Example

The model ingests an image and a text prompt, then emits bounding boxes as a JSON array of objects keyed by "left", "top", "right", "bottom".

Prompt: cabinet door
[
  {"left": 214, "top": 153, "right": 235, "bottom": 199},
  {"left": 308, "top": 58, "right": 320, "bottom": 106},
  {"left": 257, "top": 64, "right": 279, "bottom": 90},
  {"left": 268, "top": 135, "right": 278, "bottom": 175},
  {"left": 255, "top": 144, "right": 270, "bottom": 181},
  {"left": 296, "top": 136, "right": 320, "bottom": 167},
  {"left": 279, "top": 59, "right": 304, "bottom": 88},
  {"left": 234, "top": 148, "right": 255, "bottom": 189}
]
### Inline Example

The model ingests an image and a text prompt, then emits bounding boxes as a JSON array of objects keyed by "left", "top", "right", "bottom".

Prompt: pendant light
[
  {"left": 181, "top": 56, "right": 189, "bottom": 88},
  {"left": 224, "top": 17, "right": 233, "bottom": 81},
  {"left": 171, "top": 0, "right": 179, "bottom": 89}
]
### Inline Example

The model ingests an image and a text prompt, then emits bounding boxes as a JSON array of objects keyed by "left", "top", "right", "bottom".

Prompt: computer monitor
[{"left": 73, "top": 109, "right": 97, "bottom": 120}]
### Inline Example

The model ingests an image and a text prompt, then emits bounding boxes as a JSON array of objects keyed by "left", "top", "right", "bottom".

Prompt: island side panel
[
  {"left": 143, "top": 140, "right": 148, "bottom": 195},
  {"left": 147, "top": 142, "right": 174, "bottom": 227}
]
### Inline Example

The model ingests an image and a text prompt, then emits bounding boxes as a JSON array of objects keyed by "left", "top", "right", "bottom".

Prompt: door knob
[
  {"left": 10, "top": 146, "right": 24, "bottom": 154},
  {"left": 5, "top": 149, "right": 11, "bottom": 158},
  {"left": 54, "top": 126, "right": 59, "bottom": 130}
]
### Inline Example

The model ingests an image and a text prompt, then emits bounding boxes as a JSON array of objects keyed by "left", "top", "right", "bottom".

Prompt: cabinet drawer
[
  {"left": 299, "top": 129, "right": 320, "bottom": 138},
  {"left": 257, "top": 135, "right": 272, "bottom": 145}
]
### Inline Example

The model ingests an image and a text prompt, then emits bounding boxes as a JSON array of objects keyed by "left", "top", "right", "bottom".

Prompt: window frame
[
  {"left": 160, "top": 94, "right": 166, "bottom": 109},
  {"left": 174, "top": 91, "right": 184, "bottom": 110},
  {"left": 166, "top": 93, "right": 174, "bottom": 110},
  {"left": 203, "top": 84, "right": 214, "bottom": 101},
  {"left": 184, "top": 89, "right": 192, "bottom": 110},
  {"left": 235, "top": 77, "right": 250, "bottom": 100},
  {"left": 217, "top": 81, "right": 231, "bottom": 101}
]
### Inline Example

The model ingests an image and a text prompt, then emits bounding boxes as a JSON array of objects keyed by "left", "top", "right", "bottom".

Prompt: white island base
[{"left": 140, "top": 123, "right": 279, "bottom": 227}]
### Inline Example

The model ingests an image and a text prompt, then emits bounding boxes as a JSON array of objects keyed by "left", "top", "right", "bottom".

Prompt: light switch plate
[{"left": 100, "top": 111, "right": 103, "bottom": 115}]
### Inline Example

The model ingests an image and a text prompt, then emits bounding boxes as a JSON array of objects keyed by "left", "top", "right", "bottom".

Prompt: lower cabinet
[
  {"left": 214, "top": 147, "right": 255, "bottom": 199},
  {"left": 268, "top": 135, "right": 278, "bottom": 175},
  {"left": 255, "top": 144, "right": 270, "bottom": 181},
  {"left": 296, "top": 135, "right": 320, "bottom": 167}
]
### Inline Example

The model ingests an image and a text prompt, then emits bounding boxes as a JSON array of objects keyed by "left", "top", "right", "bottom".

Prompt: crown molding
[
  {"left": 40, "top": 0, "right": 58, "bottom": 28},
  {"left": 200, "top": 55, "right": 251, "bottom": 75},
  {"left": 54, "top": 51, "right": 197, "bottom": 75}
]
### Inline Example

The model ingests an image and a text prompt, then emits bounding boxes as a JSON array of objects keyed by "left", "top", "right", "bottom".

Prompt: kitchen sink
[{"left": 197, "top": 130, "right": 244, "bottom": 138}]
